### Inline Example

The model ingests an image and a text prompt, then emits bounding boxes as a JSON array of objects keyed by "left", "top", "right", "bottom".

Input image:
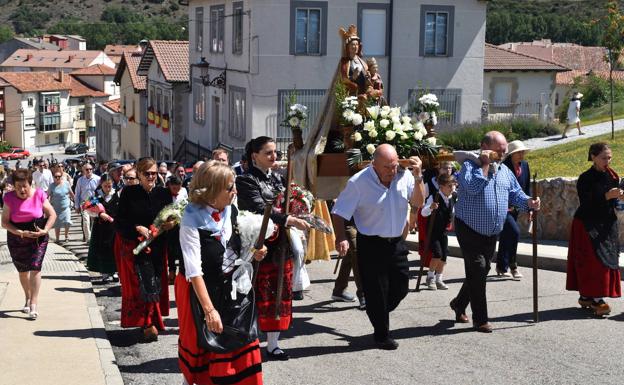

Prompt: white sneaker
[
  {"left": 511, "top": 270, "right": 523, "bottom": 280},
  {"left": 331, "top": 291, "right": 356, "bottom": 302},
  {"left": 436, "top": 280, "right": 449, "bottom": 290},
  {"left": 426, "top": 277, "right": 437, "bottom": 291}
]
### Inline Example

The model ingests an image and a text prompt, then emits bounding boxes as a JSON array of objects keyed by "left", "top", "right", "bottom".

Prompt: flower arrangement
[
  {"left": 80, "top": 196, "right": 105, "bottom": 217},
  {"left": 236, "top": 210, "right": 276, "bottom": 262},
  {"left": 133, "top": 199, "right": 189, "bottom": 255},
  {"left": 413, "top": 93, "right": 440, "bottom": 126},
  {"left": 282, "top": 103, "right": 308, "bottom": 131},
  {"left": 346, "top": 104, "right": 440, "bottom": 166},
  {"left": 289, "top": 182, "right": 315, "bottom": 215},
  {"left": 340, "top": 96, "right": 364, "bottom": 126}
]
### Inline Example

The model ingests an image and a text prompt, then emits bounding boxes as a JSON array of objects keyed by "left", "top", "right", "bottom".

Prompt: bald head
[
  {"left": 481, "top": 130, "right": 508, "bottom": 157},
  {"left": 373, "top": 143, "right": 398, "bottom": 162},
  {"left": 372, "top": 144, "right": 399, "bottom": 186}
]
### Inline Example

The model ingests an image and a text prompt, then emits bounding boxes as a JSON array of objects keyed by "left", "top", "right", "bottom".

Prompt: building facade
[{"left": 95, "top": 99, "right": 123, "bottom": 161}]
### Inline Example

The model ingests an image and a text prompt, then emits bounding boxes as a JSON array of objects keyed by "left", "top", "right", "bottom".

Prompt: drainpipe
[{"left": 387, "top": 0, "right": 393, "bottom": 104}]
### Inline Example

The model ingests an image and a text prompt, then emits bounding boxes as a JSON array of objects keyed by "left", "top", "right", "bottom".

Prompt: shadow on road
[
  {"left": 35, "top": 327, "right": 104, "bottom": 339},
  {"left": 118, "top": 357, "right": 179, "bottom": 374},
  {"left": 55, "top": 287, "right": 92, "bottom": 294},
  {"left": 490, "top": 306, "right": 598, "bottom": 323}
]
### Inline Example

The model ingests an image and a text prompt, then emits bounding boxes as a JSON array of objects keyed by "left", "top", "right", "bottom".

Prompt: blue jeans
[{"left": 496, "top": 212, "right": 520, "bottom": 271}]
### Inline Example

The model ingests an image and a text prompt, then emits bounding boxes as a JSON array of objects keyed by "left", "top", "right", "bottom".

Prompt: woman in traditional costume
[
  {"left": 1, "top": 169, "right": 56, "bottom": 319},
  {"left": 114, "top": 157, "right": 174, "bottom": 341},
  {"left": 236, "top": 136, "right": 310, "bottom": 360},
  {"left": 86, "top": 174, "right": 120, "bottom": 283},
  {"left": 177, "top": 161, "right": 266, "bottom": 385},
  {"left": 566, "top": 142, "right": 622, "bottom": 315}
]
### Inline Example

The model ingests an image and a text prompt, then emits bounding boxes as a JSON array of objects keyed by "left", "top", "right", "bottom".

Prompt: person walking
[
  {"left": 562, "top": 91, "right": 584, "bottom": 138},
  {"left": 566, "top": 142, "right": 622, "bottom": 316},
  {"left": 32, "top": 160, "right": 53, "bottom": 194},
  {"left": 450, "top": 131, "right": 541, "bottom": 333},
  {"left": 332, "top": 144, "right": 425, "bottom": 350},
  {"left": 74, "top": 163, "right": 101, "bottom": 243},
  {"left": 1, "top": 169, "right": 57, "bottom": 319},
  {"left": 176, "top": 161, "right": 265, "bottom": 385},
  {"left": 48, "top": 169, "right": 74, "bottom": 243}
]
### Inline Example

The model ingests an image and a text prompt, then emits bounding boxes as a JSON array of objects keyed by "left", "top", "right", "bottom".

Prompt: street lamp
[{"left": 191, "top": 57, "right": 227, "bottom": 91}]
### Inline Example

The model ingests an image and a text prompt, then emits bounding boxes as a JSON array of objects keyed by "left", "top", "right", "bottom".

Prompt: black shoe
[
  {"left": 266, "top": 347, "right": 290, "bottom": 361},
  {"left": 292, "top": 291, "right": 304, "bottom": 301},
  {"left": 374, "top": 337, "right": 399, "bottom": 350}
]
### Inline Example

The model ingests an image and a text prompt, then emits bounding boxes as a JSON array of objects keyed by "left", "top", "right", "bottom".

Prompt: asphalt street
[{"left": 91, "top": 251, "right": 624, "bottom": 385}]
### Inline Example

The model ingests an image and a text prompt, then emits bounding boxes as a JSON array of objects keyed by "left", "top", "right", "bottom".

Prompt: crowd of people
[{"left": 1, "top": 130, "right": 622, "bottom": 385}]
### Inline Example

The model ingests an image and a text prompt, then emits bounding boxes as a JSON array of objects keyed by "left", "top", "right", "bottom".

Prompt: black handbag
[{"left": 189, "top": 273, "right": 259, "bottom": 353}]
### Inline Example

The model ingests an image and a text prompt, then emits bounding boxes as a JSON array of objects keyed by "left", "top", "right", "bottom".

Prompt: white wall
[{"left": 119, "top": 69, "right": 143, "bottom": 159}]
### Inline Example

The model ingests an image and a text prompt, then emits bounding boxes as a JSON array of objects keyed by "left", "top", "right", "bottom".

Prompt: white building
[
  {"left": 188, "top": 0, "right": 487, "bottom": 157},
  {"left": 95, "top": 99, "right": 123, "bottom": 161}
]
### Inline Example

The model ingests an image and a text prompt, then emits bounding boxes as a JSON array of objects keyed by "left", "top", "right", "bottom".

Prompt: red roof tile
[
  {"left": 0, "top": 49, "right": 106, "bottom": 70},
  {"left": 102, "top": 99, "right": 121, "bottom": 113},
  {"left": 68, "top": 75, "right": 109, "bottom": 98},
  {"left": 116, "top": 51, "right": 146, "bottom": 91},
  {"left": 104, "top": 45, "right": 139, "bottom": 56},
  {"left": 557, "top": 69, "right": 624, "bottom": 85},
  {"left": 70, "top": 64, "right": 117, "bottom": 76},
  {"left": 0, "top": 71, "right": 71, "bottom": 92},
  {"left": 485, "top": 44, "right": 569, "bottom": 72},
  {"left": 138, "top": 40, "right": 189, "bottom": 82},
  {"left": 498, "top": 41, "right": 612, "bottom": 72}
]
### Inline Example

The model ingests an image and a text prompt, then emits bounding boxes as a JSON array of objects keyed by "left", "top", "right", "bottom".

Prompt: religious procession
[{"left": 1, "top": 22, "right": 623, "bottom": 385}]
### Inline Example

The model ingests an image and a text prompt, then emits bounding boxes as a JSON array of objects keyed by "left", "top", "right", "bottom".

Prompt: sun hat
[
  {"left": 572, "top": 91, "right": 583, "bottom": 99},
  {"left": 506, "top": 140, "right": 530, "bottom": 157}
]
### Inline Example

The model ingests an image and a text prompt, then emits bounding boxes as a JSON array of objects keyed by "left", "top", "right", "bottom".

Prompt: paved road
[{"left": 92, "top": 251, "right": 624, "bottom": 385}]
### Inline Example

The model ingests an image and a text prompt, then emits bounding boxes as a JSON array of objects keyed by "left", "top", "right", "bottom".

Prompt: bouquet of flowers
[
  {"left": 282, "top": 103, "right": 308, "bottom": 131},
  {"left": 80, "top": 195, "right": 105, "bottom": 217},
  {"left": 236, "top": 210, "right": 276, "bottom": 262},
  {"left": 346, "top": 104, "right": 439, "bottom": 166},
  {"left": 133, "top": 199, "right": 189, "bottom": 255},
  {"left": 413, "top": 93, "right": 440, "bottom": 126},
  {"left": 287, "top": 183, "right": 333, "bottom": 234},
  {"left": 339, "top": 96, "right": 364, "bottom": 126}
]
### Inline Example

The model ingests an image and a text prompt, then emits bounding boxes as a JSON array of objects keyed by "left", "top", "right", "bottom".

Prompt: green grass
[
  {"left": 579, "top": 99, "right": 624, "bottom": 126},
  {"left": 526, "top": 130, "right": 624, "bottom": 178}
]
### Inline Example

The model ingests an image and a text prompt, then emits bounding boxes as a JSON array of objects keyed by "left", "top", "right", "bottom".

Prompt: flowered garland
[{"left": 282, "top": 103, "right": 308, "bottom": 131}]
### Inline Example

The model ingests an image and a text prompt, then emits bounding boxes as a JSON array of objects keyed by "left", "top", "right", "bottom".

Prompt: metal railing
[
  {"left": 408, "top": 88, "right": 461, "bottom": 126},
  {"left": 485, "top": 100, "right": 546, "bottom": 122},
  {"left": 274, "top": 89, "right": 327, "bottom": 153}
]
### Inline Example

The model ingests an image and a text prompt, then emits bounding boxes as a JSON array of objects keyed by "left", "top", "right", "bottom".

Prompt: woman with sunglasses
[
  {"left": 48, "top": 168, "right": 74, "bottom": 243},
  {"left": 236, "top": 136, "right": 310, "bottom": 360},
  {"left": 114, "top": 157, "right": 175, "bottom": 342},
  {"left": 122, "top": 168, "right": 139, "bottom": 187}
]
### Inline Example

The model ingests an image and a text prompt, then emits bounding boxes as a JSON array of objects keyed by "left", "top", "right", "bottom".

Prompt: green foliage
[
  {"left": 0, "top": 25, "right": 13, "bottom": 43},
  {"left": 0, "top": 141, "right": 12, "bottom": 153},
  {"left": 10, "top": 5, "right": 49, "bottom": 35},
  {"left": 437, "top": 119, "right": 560, "bottom": 150}
]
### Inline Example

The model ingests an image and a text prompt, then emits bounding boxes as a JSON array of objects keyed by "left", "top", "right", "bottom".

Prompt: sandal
[
  {"left": 28, "top": 304, "right": 38, "bottom": 320},
  {"left": 22, "top": 299, "right": 31, "bottom": 314},
  {"left": 266, "top": 347, "right": 290, "bottom": 361}
]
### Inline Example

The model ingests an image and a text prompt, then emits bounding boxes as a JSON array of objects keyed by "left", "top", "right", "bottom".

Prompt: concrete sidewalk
[{"left": 0, "top": 229, "right": 123, "bottom": 385}]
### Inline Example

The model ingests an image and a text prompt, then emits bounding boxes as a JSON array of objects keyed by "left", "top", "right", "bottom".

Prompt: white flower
[
  {"left": 351, "top": 113, "right": 363, "bottom": 126},
  {"left": 353, "top": 132, "right": 363, "bottom": 142},
  {"left": 363, "top": 120, "right": 376, "bottom": 131},
  {"left": 391, "top": 116, "right": 401, "bottom": 124},
  {"left": 389, "top": 107, "right": 401, "bottom": 119},
  {"left": 366, "top": 144, "right": 376, "bottom": 155},
  {"left": 379, "top": 119, "right": 390, "bottom": 128},
  {"left": 288, "top": 117, "right": 300, "bottom": 127},
  {"left": 401, "top": 115, "right": 411, "bottom": 124},
  {"left": 380, "top": 105, "right": 390, "bottom": 118},
  {"left": 368, "top": 129, "right": 378, "bottom": 138},
  {"left": 343, "top": 109, "right": 355, "bottom": 121},
  {"left": 385, "top": 130, "right": 396, "bottom": 141},
  {"left": 400, "top": 133, "right": 409, "bottom": 141},
  {"left": 431, "top": 112, "right": 438, "bottom": 126},
  {"left": 418, "top": 112, "right": 430, "bottom": 122},
  {"left": 425, "top": 137, "right": 437, "bottom": 146},
  {"left": 414, "top": 131, "right": 423, "bottom": 141},
  {"left": 366, "top": 106, "right": 379, "bottom": 120},
  {"left": 393, "top": 122, "right": 403, "bottom": 132},
  {"left": 413, "top": 121, "right": 426, "bottom": 133}
]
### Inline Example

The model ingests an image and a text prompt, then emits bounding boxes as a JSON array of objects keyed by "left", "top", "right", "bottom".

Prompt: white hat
[
  {"left": 573, "top": 91, "right": 583, "bottom": 99},
  {"left": 506, "top": 140, "right": 530, "bottom": 157}
]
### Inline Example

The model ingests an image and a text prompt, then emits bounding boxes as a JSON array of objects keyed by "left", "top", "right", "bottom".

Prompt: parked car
[
  {"left": 64, "top": 143, "right": 89, "bottom": 154},
  {"left": 0, "top": 147, "right": 30, "bottom": 160}
]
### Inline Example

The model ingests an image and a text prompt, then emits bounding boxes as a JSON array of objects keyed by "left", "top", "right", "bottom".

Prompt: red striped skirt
[
  {"left": 417, "top": 209, "right": 433, "bottom": 267},
  {"left": 113, "top": 234, "right": 170, "bottom": 330},
  {"left": 566, "top": 218, "right": 621, "bottom": 298},
  {"left": 255, "top": 259, "right": 293, "bottom": 332},
  {"left": 176, "top": 275, "right": 263, "bottom": 385}
]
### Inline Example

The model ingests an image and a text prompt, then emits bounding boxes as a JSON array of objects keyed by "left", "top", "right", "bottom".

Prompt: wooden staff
[
  {"left": 531, "top": 173, "right": 539, "bottom": 323},
  {"left": 415, "top": 194, "right": 439, "bottom": 292},
  {"left": 252, "top": 200, "right": 275, "bottom": 286},
  {"left": 274, "top": 145, "right": 294, "bottom": 320}
]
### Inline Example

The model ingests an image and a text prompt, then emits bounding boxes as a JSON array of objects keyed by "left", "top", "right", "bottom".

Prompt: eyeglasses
[
  {"left": 143, "top": 171, "right": 158, "bottom": 177},
  {"left": 54, "top": 176, "right": 62, "bottom": 179},
  {"left": 159, "top": 172, "right": 167, "bottom": 176},
  {"left": 124, "top": 176, "right": 137, "bottom": 181},
  {"left": 84, "top": 168, "right": 93, "bottom": 171}
]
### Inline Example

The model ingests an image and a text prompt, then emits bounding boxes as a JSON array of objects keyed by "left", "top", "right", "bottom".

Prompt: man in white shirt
[
  {"left": 74, "top": 163, "right": 101, "bottom": 242},
  {"left": 332, "top": 144, "right": 425, "bottom": 350},
  {"left": 32, "top": 160, "right": 54, "bottom": 193}
]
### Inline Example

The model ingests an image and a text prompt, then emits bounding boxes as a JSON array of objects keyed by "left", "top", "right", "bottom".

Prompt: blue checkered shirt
[{"left": 455, "top": 160, "right": 530, "bottom": 236}]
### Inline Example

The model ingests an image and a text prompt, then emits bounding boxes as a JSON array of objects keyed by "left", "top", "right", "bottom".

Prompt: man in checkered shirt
[{"left": 450, "top": 131, "right": 541, "bottom": 333}]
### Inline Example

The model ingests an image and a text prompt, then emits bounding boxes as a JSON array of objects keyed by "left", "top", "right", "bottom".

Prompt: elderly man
[
  {"left": 106, "top": 162, "right": 124, "bottom": 190},
  {"left": 75, "top": 163, "right": 101, "bottom": 242},
  {"left": 450, "top": 131, "right": 540, "bottom": 333},
  {"left": 332, "top": 144, "right": 425, "bottom": 350},
  {"left": 32, "top": 159, "right": 54, "bottom": 194}
]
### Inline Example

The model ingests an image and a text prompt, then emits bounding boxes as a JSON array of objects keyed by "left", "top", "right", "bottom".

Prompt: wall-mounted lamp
[{"left": 191, "top": 57, "right": 226, "bottom": 92}]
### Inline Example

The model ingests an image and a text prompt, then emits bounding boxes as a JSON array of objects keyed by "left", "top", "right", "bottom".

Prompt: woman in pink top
[{"left": 1, "top": 169, "right": 56, "bottom": 320}]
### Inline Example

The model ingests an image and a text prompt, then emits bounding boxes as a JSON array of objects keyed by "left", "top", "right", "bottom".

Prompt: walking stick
[
  {"left": 415, "top": 194, "right": 439, "bottom": 292},
  {"left": 274, "top": 145, "right": 294, "bottom": 320},
  {"left": 252, "top": 200, "right": 275, "bottom": 286},
  {"left": 531, "top": 173, "right": 539, "bottom": 323}
]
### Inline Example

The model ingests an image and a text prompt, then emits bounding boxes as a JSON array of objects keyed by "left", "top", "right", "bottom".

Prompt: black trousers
[
  {"left": 356, "top": 233, "right": 409, "bottom": 341},
  {"left": 453, "top": 219, "right": 497, "bottom": 326},
  {"left": 333, "top": 224, "right": 363, "bottom": 299}
]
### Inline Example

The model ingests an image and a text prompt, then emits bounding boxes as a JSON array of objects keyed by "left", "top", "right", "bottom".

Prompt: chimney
[
  {"left": 58, "top": 70, "right": 64, "bottom": 83},
  {"left": 25, "top": 54, "right": 33, "bottom": 61},
  {"left": 67, "top": 54, "right": 75, "bottom": 62}
]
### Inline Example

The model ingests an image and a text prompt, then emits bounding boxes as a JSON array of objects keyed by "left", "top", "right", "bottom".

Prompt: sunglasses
[
  {"left": 143, "top": 171, "right": 158, "bottom": 177},
  {"left": 54, "top": 175, "right": 62, "bottom": 179},
  {"left": 124, "top": 176, "right": 137, "bottom": 180}
]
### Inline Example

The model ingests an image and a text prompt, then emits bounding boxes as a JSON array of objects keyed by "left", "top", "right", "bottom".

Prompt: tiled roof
[
  {"left": 0, "top": 71, "right": 71, "bottom": 92},
  {"left": 115, "top": 51, "right": 146, "bottom": 91},
  {"left": 498, "top": 41, "right": 612, "bottom": 72},
  {"left": 102, "top": 99, "right": 121, "bottom": 113},
  {"left": 68, "top": 75, "right": 109, "bottom": 98},
  {"left": 13, "top": 37, "right": 60, "bottom": 51},
  {"left": 70, "top": 64, "right": 117, "bottom": 76},
  {"left": 104, "top": 45, "right": 139, "bottom": 56},
  {"left": 138, "top": 40, "right": 189, "bottom": 82},
  {"left": 0, "top": 49, "right": 104, "bottom": 69},
  {"left": 485, "top": 44, "right": 569, "bottom": 72},
  {"left": 557, "top": 69, "right": 624, "bottom": 85}
]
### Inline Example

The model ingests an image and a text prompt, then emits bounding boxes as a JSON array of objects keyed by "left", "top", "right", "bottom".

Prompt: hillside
[{"left": 0, "top": 0, "right": 188, "bottom": 49}]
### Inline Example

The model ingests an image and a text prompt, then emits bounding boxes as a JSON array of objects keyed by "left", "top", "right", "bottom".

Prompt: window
[
  {"left": 149, "top": 87, "right": 155, "bottom": 107},
  {"left": 195, "top": 7, "right": 204, "bottom": 52},
  {"left": 156, "top": 88, "right": 162, "bottom": 113},
  {"left": 229, "top": 86, "right": 246, "bottom": 140},
  {"left": 163, "top": 93, "right": 170, "bottom": 117},
  {"left": 420, "top": 5, "right": 454, "bottom": 57},
  {"left": 79, "top": 108, "right": 85, "bottom": 121},
  {"left": 358, "top": 4, "right": 389, "bottom": 56},
  {"left": 232, "top": 2, "right": 244, "bottom": 55},
  {"left": 0, "top": 95, "right": 4, "bottom": 113},
  {"left": 493, "top": 82, "right": 513, "bottom": 105},
  {"left": 193, "top": 78, "right": 206, "bottom": 124},
  {"left": 27, "top": 98, "right": 34, "bottom": 107},
  {"left": 40, "top": 113, "right": 61, "bottom": 132},
  {"left": 290, "top": 1, "right": 327, "bottom": 56},
  {"left": 210, "top": 5, "right": 225, "bottom": 53}
]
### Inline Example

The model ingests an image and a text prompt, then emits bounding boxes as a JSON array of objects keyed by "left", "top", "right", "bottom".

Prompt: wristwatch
[{"left": 413, "top": 175, "right": 423, "bottom": 183}]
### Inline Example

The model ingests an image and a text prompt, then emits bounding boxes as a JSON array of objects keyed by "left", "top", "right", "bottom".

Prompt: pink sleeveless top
[{"left": 4, "top": 189, "right": 46, "bottom": 223}]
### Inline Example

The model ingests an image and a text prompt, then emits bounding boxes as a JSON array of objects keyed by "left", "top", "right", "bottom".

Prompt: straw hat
[
  {"left": 506, "top": 140, "right": 530, "bottom": 157},
  {"left": 572, "top": 91, "right": 583, "bottom": 99}
]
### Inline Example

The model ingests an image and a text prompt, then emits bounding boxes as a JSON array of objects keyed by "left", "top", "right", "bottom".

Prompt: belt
[{"left": 360, "top": 234, "right": 402, "bottom": 243}]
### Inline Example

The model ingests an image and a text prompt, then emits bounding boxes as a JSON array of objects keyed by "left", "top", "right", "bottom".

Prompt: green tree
[
  {"left": 0, "top": 25, "right": 13, "bottom": 44},
  {"left": 10, "top": 5, "right": 49, "bottom": 35},
  {"left": 600, "top": 0, "right": 624, "bottom": 139}
]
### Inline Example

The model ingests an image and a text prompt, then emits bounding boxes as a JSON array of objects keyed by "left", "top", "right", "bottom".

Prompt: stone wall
[{"left": 517, "top": 177, "right": 624, "bottom": 243}]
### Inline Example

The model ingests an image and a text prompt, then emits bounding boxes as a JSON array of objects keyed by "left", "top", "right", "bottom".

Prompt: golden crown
[{"left": 339, "top": 25, "right": 360, "bottom": 45}]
